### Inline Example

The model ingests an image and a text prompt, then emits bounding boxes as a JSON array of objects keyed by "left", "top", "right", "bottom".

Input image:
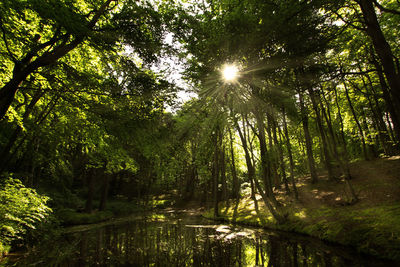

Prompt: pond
[{"left": 2, "top": 210, "right": 397, "bottom": 266}]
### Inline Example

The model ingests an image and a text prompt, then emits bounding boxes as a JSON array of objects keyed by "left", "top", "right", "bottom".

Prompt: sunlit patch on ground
[
  {"left": 294, "top": 210, "right": 306, "bottom": 219},
  {"left": 216, "top": 225, "right": 231, "bottom": 233},
  {"left": 149, "top": 214, "right": 167, "bottom": 222},
  {"left": 311, "top": 189, "right": 335, "bottom": 200}
]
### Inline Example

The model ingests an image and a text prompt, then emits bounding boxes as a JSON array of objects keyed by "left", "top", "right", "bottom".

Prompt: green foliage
[
  {"left": 56, "top": 209, "right": 113, "bottom": 225},
  {"left": 0, "top": 176, "right": 52, "bottom": 254},
  {"left": 105, "top": 200, "right": 144, "bottom": 217},
  {"left": 56, "top": 199, "right": 149, "bottom": 225},
  {"left": 47, "top": 190, "right": 84, "bottom": 210}
]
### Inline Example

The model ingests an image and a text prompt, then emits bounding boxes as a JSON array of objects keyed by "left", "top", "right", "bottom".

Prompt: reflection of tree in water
[
  {"left": 67, "top": 221, "right": 356, "bottom": 266},
  {"left": 8, "top": 218, "right": 392, "bottom": 266}
]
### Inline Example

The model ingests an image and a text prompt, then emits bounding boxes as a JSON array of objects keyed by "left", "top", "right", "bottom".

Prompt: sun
[{"left": 222, "top": 64, "right": 239, "bottom": 82}]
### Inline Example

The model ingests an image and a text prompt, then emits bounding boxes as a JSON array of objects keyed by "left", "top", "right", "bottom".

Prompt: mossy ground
[{"left": 203, "top": 156, "right": 400, "bottom": 261}]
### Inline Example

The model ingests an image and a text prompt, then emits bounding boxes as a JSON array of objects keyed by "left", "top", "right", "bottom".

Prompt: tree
[{"left": 0, "top": 0, "right": 166, "bottom": 120}]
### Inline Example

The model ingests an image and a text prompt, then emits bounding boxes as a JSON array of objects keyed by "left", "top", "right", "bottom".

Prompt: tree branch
[
  {"left": 373, "top": 0, "right": 400, "bottom": 15},
  {"left": 332, "top": 10, "right": 366, "bottom": 31},
  {"left": 340, "top": 69, "right": 378, "bottom": 76}
]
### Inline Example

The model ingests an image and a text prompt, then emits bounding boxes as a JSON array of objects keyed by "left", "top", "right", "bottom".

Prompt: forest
[{"left": 1, "top": 0, "right": 400, "bottom": 265}]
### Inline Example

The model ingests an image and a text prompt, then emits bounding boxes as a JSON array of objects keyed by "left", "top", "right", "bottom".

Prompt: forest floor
[{"left": 203, "top": 156, "right": 400, "bottom": 261}]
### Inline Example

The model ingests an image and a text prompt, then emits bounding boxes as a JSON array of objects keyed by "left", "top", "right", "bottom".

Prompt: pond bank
[
  {"left": 203, "top": 201, "right": 400, "bottom": 261},
  {"left": 202, "top": 157, "right": 400, "bottom": 261}
]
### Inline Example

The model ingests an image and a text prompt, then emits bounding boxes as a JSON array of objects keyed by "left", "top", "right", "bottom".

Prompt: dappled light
[
  {"left": 1, "top": 0, "right": 400, "bottom": 265},
  {"left": 294, "top": 210, "right": 307, "bottom": 219},
  {"left": 311, "top": 189, "right": 335, "bottom": 199},
  {"left": 215, "top": 225, "right": 231, "bottom": 233}
]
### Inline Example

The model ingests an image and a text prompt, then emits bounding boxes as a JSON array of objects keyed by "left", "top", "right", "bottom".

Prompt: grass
[
  {"left": 204, "top": 199, "right": 400, "bottom": 260},
  {"left": 203, "top": 157, "right": 400, "bottom": 261}
]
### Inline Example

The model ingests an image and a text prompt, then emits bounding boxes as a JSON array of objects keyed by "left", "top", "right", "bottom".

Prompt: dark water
[{"left": 2, "top": 211, "right": 397, "bottom": 266}]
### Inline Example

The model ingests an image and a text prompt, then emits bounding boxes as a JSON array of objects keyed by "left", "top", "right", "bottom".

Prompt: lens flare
[{"left": 222, "top": 64, "right": 239, "bottom": 82}]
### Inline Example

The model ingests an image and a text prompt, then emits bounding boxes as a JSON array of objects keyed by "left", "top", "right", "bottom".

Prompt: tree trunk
[
  {"left": 267, "top": 113, "right": 281, "bottom": 188},
  {"left": 343, "top": 81, "right": 369, "bottom": 160},
  {"left": 228, "top": 127, "right": 240, "bottom": 199},
  {"left": 212, "top": 130, "right": 220, "bottom": 218},
  {"left": 99, "top": 172, "right": 110, "bottom": 211},
  {"left": 282, "top": 108, "right": 298, "bottom": 199},
  {"left": 386, "top": 111, "right": 397, "bottom": 144},
  {"left": 0, "top": 72, "right": 31, "bottom": 120},
  {"left": 0, "top": 89, "right": 44, "bottom": 170},
  {"left": 248, "top": 169, "right": 264, "bottom": 225},
  {"left": 220, "top": 145, "right": 228, "bottom": 202},
  {"left": 365, "top": 72, "right": 398, "bottom": 154},
  {"left": 320, "top": 86, "right": 339, "bottom": 149},
  {"left": 85, "top": 169, "right": 95, "bottom": 213},
  {"left": 272, "top": 114, "right": 290, "bottom": 193},
  {"left": 309, "top": 87, "right": 335, "bottom": 181},
  {"left": 299, "top": 90, "right": 318, "bottom": 183},
  {"left": 254, "top": 110, "right": 280, "bottom": 206},
  {"left": 234, "top": 116, "right": 285, "bottom": 224},
  {"left": 358, "top": 0, "right": 400, "bottom": 112},
  {"left": 364, "top": 83, "right": 394, "bottom": 155},
  {"left": 333, "top": 87, "right": 359, "bottom": 203},
  {"left": 370, "top": 53, "right": 400, "bottom": 143}
]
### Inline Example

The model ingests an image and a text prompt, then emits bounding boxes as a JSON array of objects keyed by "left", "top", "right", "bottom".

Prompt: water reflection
[{"left": 3, "top": 213, "right": 396, "bottom": 266}]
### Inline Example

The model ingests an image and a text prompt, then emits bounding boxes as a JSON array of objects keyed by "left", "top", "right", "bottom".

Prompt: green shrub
[
  {"left": 106, "top": 200, "right": 143, "bottom": 216},
  {"left": 47, "top": 190, "right": 84, "bottom": 210},
  {"left": 57, "top": 209, "right": 113, "bottom": 225},
  {"left": 0, "top": 176, "right": 52, "bottom": 255}
]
